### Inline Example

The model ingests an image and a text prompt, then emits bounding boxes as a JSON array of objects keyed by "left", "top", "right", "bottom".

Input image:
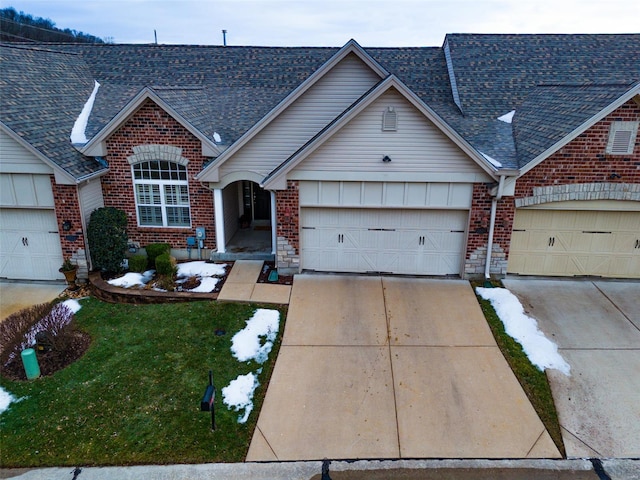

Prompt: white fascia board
[
  {"left": 0, "top": 121, "right": 76, "bottom": 185},
  {"left": 195, "top": 39, "right": 389, "bottom": 182},
  {"left": 519, "top": 83, "right": 640, "bottom": 177},
  {"left": 262, "top": 76, "right": 500, "bottom": 190},
  {"left": 79, "top": 87, "right": 221, "bottom": 158}
]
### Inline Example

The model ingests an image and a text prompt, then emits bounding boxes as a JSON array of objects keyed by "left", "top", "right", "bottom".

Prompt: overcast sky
[{"left": 6, "top": 0, "right": 640, "bottom": 47}]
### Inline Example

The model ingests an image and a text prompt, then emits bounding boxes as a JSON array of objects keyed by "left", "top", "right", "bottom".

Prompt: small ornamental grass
[{"left": 0, "top": 299, "right": 287, "bottom": 467}]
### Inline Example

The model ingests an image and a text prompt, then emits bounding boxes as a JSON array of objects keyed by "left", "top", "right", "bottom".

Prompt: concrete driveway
[
  {"left": 503, "top": 279, "right": 640, "bottom": 458},
  {"left": 0, "top": 281, "right": 65, "bottom": 322},
  {"left": 247, "top": 275, "right": 561, "bottom": 461}
]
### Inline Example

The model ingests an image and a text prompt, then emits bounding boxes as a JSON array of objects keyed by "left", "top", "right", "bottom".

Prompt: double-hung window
[{"left": 132, "top": 160, "right": 191, "bottom": 227}]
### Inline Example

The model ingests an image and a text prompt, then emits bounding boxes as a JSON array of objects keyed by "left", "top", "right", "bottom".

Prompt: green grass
[
  {"left": 473, "top": 282, "right": 566, "bottom": 457},
  {"left": 0, "top": 298, "right": 287, "bottom": 467}
]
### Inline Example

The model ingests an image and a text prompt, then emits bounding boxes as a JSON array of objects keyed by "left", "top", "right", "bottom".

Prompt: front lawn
[{"left": 0, "top": 299, "right": 286, "bottom": 467}]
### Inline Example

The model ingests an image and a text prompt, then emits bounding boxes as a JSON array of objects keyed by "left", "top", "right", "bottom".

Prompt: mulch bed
[
  {"left": 257, "top": 261, "right": 294, "bottom": 285},
  {"left": 1, "top": 329, "right": 92, "bottom": 381}
]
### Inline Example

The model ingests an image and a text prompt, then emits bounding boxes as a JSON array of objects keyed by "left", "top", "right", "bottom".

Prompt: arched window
[{"left": 132, "top": 160, "right": 191, "bottom": 227}]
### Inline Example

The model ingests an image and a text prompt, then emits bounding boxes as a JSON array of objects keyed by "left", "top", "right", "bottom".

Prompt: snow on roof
[
  {"left": 476, "top": 287, "right": 570, "bottom": 375},
  {"left": 497, "top": 110, "right": 515, "bottom": 124},
  {"left": 70, "top": 80, "right": 100, "bottom": 145},
  {"left": 480, "top": 151, "right": 503, "bottom": 168}
]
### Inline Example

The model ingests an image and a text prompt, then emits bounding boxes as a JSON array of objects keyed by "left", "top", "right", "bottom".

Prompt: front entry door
[{"left": 253, "top": 185, "right": 271, "bottom": 221}]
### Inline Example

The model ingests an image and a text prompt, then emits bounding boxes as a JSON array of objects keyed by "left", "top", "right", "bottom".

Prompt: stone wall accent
[
  {"left": 103, "top": 99, "right": 216, "bottom": 251},
  {"left": 276, "top": 181, "right": 300, "bottom": 273},
  {"left": 516, "top": 182, "right": 640, "bottom": 207},
  {"left": 464, "top": 243, "right": 508, "bottom": 277}
]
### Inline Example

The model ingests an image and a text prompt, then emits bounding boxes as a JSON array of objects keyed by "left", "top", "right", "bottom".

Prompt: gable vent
[
  {"left": 606, "top": 121, "right": 638, "bottom": 155},
  {"left": 382, "top": 106, "right": 397, "bottom": 131}
]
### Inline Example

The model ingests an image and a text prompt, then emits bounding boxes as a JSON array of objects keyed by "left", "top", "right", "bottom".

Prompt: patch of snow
[
  {"left": 476, "top": 287, "right": 570, "bottom": 375},
  {"left": 70, "top": 80, "right": 100, "bottom": 144},
  {"left": 222, "top": 371, "right": 259, "bottom": 424},
  {"left": 231, "top": 309, "right": 280, "bottom": 364},
  {"left": 497, "top": 110, "right": 515, "bottom": 123},
  {"left": 185, "top": 277, "right": 219, "bottom": 293},
  {"left": 61, "top": 299, "right": 82, "bottom": 313},
  {"left": 213, "top": 132, "right": 222, "bottom": 143},
  {"left": 176, "top": 261, "right": 227, "bottom": 278},
  {"left": 107, "top": 270, "right": 155, "bottom": 288},
  {"left": 0, "top": 387, "right": 21, "bottom": 415},
  {"left": 480, "top": 152, "right": 502, "bottom": 168}
]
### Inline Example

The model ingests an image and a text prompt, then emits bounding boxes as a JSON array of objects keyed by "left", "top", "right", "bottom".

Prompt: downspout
[{"left": 484, "top": 175, "right": 505, "bottom": 280}]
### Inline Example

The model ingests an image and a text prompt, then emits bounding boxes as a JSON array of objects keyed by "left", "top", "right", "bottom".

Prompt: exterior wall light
[{"left": 382, "top": 155, "right": 392, "bottom": 163}]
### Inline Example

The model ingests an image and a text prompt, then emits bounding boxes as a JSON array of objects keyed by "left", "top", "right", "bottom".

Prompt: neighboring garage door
[
  {"left": 508, "top": 209, "right": 640, "bottom": 278},
  {"left": 301, "top": 208, "right": 468, "bottom": 275},
  {"left": 0, "top": 208, "right": 63, "bottom": 281}
]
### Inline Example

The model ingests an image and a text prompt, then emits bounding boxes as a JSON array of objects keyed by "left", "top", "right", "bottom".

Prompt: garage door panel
[
  {"left": 301, "top": 208, "right": 467, "bottom": 275},
  {"left": 0, "top": 209, "right": 63, "bottom": 280},
  {"left": 508, "top": 209, "right": 640, "bottom": 278}
]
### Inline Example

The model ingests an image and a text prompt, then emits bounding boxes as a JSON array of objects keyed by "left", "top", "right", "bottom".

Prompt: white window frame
[
  {"left": 606, "top": 121, "right": 638, "bottom": 155},
  {"left": 132, "top": 160, "right": 191, "bottom": 228}
]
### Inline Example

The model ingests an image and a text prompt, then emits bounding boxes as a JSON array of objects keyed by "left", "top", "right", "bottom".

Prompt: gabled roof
[
  {"left": 196, "top": 39, "right": 389, "bottom": 180},
  {"left": 516, "top": 82, "right": 640, "bottom": 175},
  {"left": 80, "top": 87, "right": 223, "bottom": 157},
  {"left": 0, "top": 44, "right": 107, "bottom": 180},
  {"left": 262, "top": 75, "right": 499, "bottom": 189}
]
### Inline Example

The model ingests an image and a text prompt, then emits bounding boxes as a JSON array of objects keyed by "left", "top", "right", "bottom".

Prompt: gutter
[{"left": 484, "top": 175, "right": 505, "bottom": 280}]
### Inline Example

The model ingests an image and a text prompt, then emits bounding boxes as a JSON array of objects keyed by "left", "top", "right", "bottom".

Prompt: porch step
[{"left": 210, "top": 251, "right": 275, "bottom": 262}]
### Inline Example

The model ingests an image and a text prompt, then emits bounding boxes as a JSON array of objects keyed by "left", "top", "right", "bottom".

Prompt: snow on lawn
[
  {"left": 476, "top": 287, "right": 570, "bottom": 375},
  {"left": 61, "top": 298, "right": 82, "bottom": 313},
  {"left": 231, "top": 309, "right": 280, "bottom": 364},
  {"left": 0, "top": 386, "right": 22, "bottom": 415},
  {"left": 108, "top": 270, "right": 155, "bottom": 288},
  {"left": 222, "top": 371, "right": 260, "bottom": 424}
]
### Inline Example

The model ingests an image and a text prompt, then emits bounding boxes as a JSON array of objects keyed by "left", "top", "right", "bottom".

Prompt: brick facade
[
  {"left": 51, "top": 180, "right": 84, "bottom": 259},
  {"left": 275, "top": 180, "right": 300, "bottom": 272},
  {"left": 103, "top": 100, "right": 216, "bottom": 254}
]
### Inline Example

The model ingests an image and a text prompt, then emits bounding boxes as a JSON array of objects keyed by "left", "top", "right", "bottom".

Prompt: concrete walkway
[
  {"left": 503, "top": 279, "right": 640, "bottom": 458},
  {"left": 0, "top": 281, "right": 65, "bottom": 322},
  {"left": 247, "top": 275, "right": 560, "bottom": 461},
  {"left": 217, "top": 260, "right": 292, "bottom": 304}
]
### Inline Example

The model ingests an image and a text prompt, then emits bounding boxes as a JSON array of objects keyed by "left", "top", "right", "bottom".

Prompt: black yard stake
[{"left": 200, "top": 370, "right": 216, "bottom": 430}]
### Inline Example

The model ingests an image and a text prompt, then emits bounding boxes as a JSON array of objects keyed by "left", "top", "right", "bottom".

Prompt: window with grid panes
[{"left": 132, "top": 160, "right": 191, "bottom": 227}]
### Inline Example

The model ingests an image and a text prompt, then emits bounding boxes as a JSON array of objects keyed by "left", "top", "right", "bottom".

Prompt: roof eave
[{"left": 0, "top": 121, "right": 78, "bottom": 185}]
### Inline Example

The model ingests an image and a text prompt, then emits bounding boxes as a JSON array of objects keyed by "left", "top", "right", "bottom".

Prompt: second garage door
[
  {"left": 301, "top": 208, "right": 468, "bottom": 275},
  {"left": 508, "top": 208, "right": 640, "bottom": 278}
]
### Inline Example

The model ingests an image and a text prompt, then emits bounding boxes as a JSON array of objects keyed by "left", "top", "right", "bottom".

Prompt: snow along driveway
[
  {"left": 247, "top": 275, "right": 561, "bottom": 461},
  {"left": 503, "top": 279, "right": 640, "bottom": 458}
]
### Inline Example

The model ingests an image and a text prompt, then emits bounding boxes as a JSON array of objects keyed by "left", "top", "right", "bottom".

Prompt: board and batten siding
[
  {"left": 219, "top": 53, "right": 381, "bottom": 180},
  {"left": 290, "top": 89, "right": 490, "bottom": 183},
  {"left": 300, "top": 180, "right": 473, "bottom": 209}
]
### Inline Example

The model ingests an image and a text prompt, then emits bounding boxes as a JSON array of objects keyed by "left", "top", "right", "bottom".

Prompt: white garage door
[
  {"left": 0, "top": 209, "right": 63, "bottom": 280},
  {"left": 301, "top": 208, "right": 468, "bottom": 275},
  {"left": 508, "top": 209, "right": 640, "bottom": 278}
]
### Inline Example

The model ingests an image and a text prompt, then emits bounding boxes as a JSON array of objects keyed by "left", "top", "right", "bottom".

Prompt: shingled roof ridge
[{"left": 0, "top": 42, "right": 82, "bottom": 56}]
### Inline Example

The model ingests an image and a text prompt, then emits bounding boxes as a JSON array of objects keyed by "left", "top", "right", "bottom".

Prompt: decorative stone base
[
  {"left": 276, "top": 236, "right": 299, "bottom": 275},
  {"left": 71, "top": 248, "right": 89, "bottom": 282},
  {"left": 464, "top": 244, "right": 508, "bottom": 278}
]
